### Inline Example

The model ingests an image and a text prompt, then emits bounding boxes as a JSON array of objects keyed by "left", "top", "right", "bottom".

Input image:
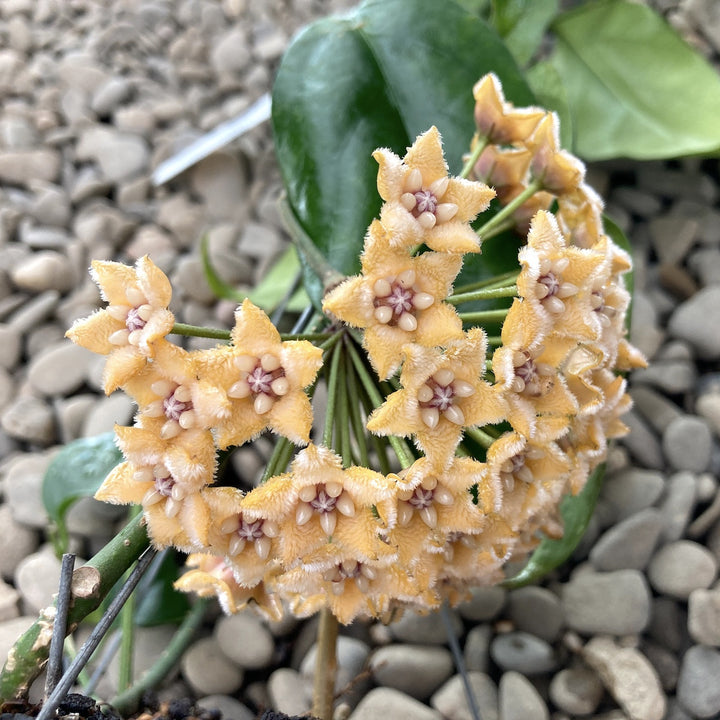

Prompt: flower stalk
[{"left": 312, "top": 607, "right": 339, "bottom": 720}]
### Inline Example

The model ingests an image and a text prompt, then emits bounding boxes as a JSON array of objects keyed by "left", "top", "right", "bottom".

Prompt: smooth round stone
[
  {"left": 214, "top": 612, "right": 274, "bottom": 669},
  {"left": 350, "top": 687, "right": 442, "bottom": 720},
  {"left": 28, "top": 341, "right": 94, "bottom": 396},
  {"left": 506, "top": 586, "right": 564, "bottom": 642},
  {"left": 430, "top": 671, "right": 498, "bottom": 720},
  {"left": 80, "top": 393, "right": 134, "bottom": 436},
  {"left": 499, "top": 671, "right": 548, "bottom": 720},
  {"left": 267, "top": 668, "right": 311, "bottom": 717},
  {"left": 642, "top": 639, "right": 680, "bottom": 692},
  {"left": 663, "top": 415, "right": 713, "bottom": 472},
  {"left": 618, "top": 409, "right": 665, "bottom": 469},
  {"left": 669, "top": 286, "right": 720, "bottom": 359},
  {"left": 549, "top": 667, "right": 604, "bottom": 715},
  {"left": 561, "top": 569, "right": 651, "bottom": 635},
  {"left": 582, "top": 636, "right": 666, "bottom": 720},
  {"left": 0, "top": 504, "right": 38, "bottom": 581},
  {"left": 600, "top": 468, "right": 665, "bottom": 523},
  {"left": 14, "top": 547, "right": 61, "bottom": 614},
  {"left": 458, "top": 586, "right": 506, "bottom": 622},
  {"left": 10, "top": 250, "right": 75, "bottom": 293},
  {"left": 181, "top": 636, "right": 244, "bottom": 696},
  {"left": 1, "top": 395, "right": 56, "bottom": 445},
  {"left": 0, "top": 616, "right": 36, "bottom": 663},
  {"left": 369, "top": 644, "right": 453, "bottom": 700},
  {"left": 464, "top": 624, "right": 492, "bottom": 673},
  {"left": 589, "top": 508, "right": 664, "bottom": 571},
  {"left": 196, "top": 695, "right": 254, "bottom": 720},
  {"left": 647, "top": 597, "right": 688, "bottom": 653},
  {"left": 0, "top": 578, "right": 20, "bottom": 622},
  {"left": 4, "top": 452, "right": 51, "bottom": 528},
  {"left": 390, "top": 608, "right": 462, "bottom": 644},
  {"left": 648, "top": 540, "right": 718, "bottom": 599},
  {"left": 490, "top": 632, "right": 556, "bottom": 675},
  {"left": 677, "top": 645, "right": 720, "bottom": 718},
  {"left": 658, "top": 472, "right": 697, "bottom": 542},
  {"left": 0, "top": 324, "right": 21, "bottom": 370},
  {"left": 688, "top": 588, "right": 720, "bottom": 646}
]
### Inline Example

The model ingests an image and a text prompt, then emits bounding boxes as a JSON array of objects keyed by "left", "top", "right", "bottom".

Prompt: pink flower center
[
  {"left": 310, "top": 485, "right": 337, "bottom": 514},
  {"left": 386, "top": 284, "right": 414, "bottom": 316},
  {"left": 413, "top": 189, "right": 438, "bottom": 217},
  {"left": 237, "top": 516, "right": 265, "bottom": 541},
  {"left": 125, "top": 307, "right": 147, "bottom": 332},
  {"left": 408, "top": 486, "right": 434, "bottom": 510},
  {"left": 423, "top": 381, "right": 455, "bottom": 411},
  {"left": 538, "top": 271, "right": 560, "bottom": 297},
  {"left": 163, "top": 391, "right": 192, "bottom": 421},
  {"left": 247, "top": 366, "right": 274, "bottom": 395},
  {"left": 155, "top": 473, "right": 175, "bottom": 497}
]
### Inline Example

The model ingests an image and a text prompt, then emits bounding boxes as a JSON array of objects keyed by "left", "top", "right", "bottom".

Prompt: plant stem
[
  {"left": 345, "top": 341, "right": 415, "bottom": 469},
  {"left": 458, "top": 309, "right": 509, "bottom": 324},
  {"left": 117, "top": 508, "right": 142, "bottom": 692},
  {"left": 465, "top": 426, "right": 497, "bottom": 449},
  {"left": 323, "top": 339, "right": 343, "bottom": 448},
  {"left": 261, "top": 436, "right": 294, "bottom": 482},
  {"left": 111, "top": 599, "right": 209, "bottom": 716},
  {"left": 447, "top": 284, "right": 517, "bottom": 305},
  {"left": 171, "top": 323, "right": 231, "bottom": 341},
  {"left": 312, "top": 607, "right": 339, "bottom": 720},
  {"left": 0, "top": 514, "right": 150, "bottom": 703},
  {"left": 460, "top": 135, "right": 488, "bottom": 179},
  {"left": 280, "top": 332, "right": 333, "bottom": 342},
  {"left": 475, "top": 178, "right": 542, "bottom": 239},
  {"left": 453, "top": 269, "right": 519, "bottom": 295},
  {"left": 487, "top": 335, "right": 502, "bottom": 346},
  {"left": 346, "top": 359, "right": 370, "bottom": 468}
]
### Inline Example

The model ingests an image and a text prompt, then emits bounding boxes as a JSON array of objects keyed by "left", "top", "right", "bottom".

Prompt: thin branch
[{"left": 44, "top": 554, "right": 75, "bottom": 699}]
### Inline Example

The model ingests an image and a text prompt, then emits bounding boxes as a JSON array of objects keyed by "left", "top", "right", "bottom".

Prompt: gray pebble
[
  {"left": 658, "top": 471, "right": 697, "bottom": 542},
  {"left": 4, "top": 452, "right": 51, "bottom": 528},
  {"left": 267, "top": 668, "right": 312, "bottom": 717},
  {"left": 582, "top": 636, "right": 666, "bottom": 720},
  {"left": 647, "top": 540, "right": 717, "bottom": 599},
  {"left": 0, "top": 324, "right": 21, "bottom": 370},
  {"left": 688, "top": 246, "right": 720, "bottom": 286},
  {"left": 28, "top": 341, "right": 94, "bottom": 397},
  {"left": 561, "top": 569, "right": 651, "bottom": 635},
  {"left": 629, "top": 292, "right": 665, "bottom": 360},
  {"left": 549, "top": 666, "right": 604, "bottom": 716},
  {"left": 81, "top": 393, "right": 134, "bottom": 437},
  {"left": 0, "top": 149, "right": 61, "bottom": 186},
  {"left": 617, "top": 411, "right": 665, "bottom": 469},
  {"left": 676, "top": 645, "right": 720, "bottom": 718},
  {"left": 632, "top": 359, "right": 697, "bottom": 394},
  {"left": 631, "top": 385, "right": 682, "bottom": 434},
  {"left": 688, "top": 587, "right": 720, "bottom": 646},
  {"left": 0, "top": 578, "right": 20, "bottom": 622},
  {"left": 668, "top": 285, "right": 720, "bottom": 359},
  {"left": 1, "top": 395, "right": 56, "bottom": 444},
  {"left": 10, "top": 251, "right": 76, "bottom": 293},
  {"left": 214, "top": 612, "right": 275, "bottom": 669},
  {"left": 642, "top": 639, "right": 680, "bottom": 692},
  {"left": 490, "top": 631, "right": 556, "bottom": 675},
  {"left": 430, "top": 672, "right": 498, "bottom": 720},
  {"left": 350, "top": 687, "right": 441, "bottom": 720},
  {"left": 76, "top": 126, "right": 149, "bottom": 183},
  {"left": 14, "top": 546, "right": 61, "bottom": 614},
  {"left": 506, "top": 586, "right": 564, "bottom": 642},
  {"left": 180, "top": 636, "right": 244, "bottom": 696},
  {"left": 600, "top": 468, "right": 665, "bottom": 523},
  {"left": 457, "top": 585, "right": 506, "bottom": 622},
  {"left": 390, "top": 608, "right": 462, "bottom": 644},
  {"left": 647, "top": 597, "right": 688, "bottom": 653},
  {"left": 195, "top": 696, "right": 254, "bottom": 720},
  {"left": 7, "top": 290, "right": 60, "bottom": 333},
  {"left": 498, "top": 671, "right": 548, "bottom": 720},
  {"left": 369, "top": 644, "right": 453, "bottom": 699},
  {"left": 697, "top": 390, "right": 720, "bottom": 436},
  {"left": 589, "top": 508, "right": 664, "bottom": 571},
  {"left": 0, "top": 616, "right": 36, "bottom": 665},
  {"left": 0, "top": 504, "right": 38, "bottom": 581},
  {"left": 464, "top": 624, "right": 491, "bottom": 673},
  {"left": 663, "top": 415, "right": 713, "bottom": 472},
  {"left": 650, "top": 215, "right": 698, "bottom": 265}
]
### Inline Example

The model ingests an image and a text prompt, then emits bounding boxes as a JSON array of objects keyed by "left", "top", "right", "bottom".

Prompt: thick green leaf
[
  {"left": 492, "top": 0, "right": 559, "bottom": 67},
  {"left": 552, "top": 0, "right": 720, "bottom": 160},
  {"left": 502, "top": 464, "right": 605, "bottom": 588},
  {"left": 135, "top": 551, "right": 190, "bottom": 626},
  {"left": 272, "top": 0, "right": 533, "bottom": 306},
  {"left": 42, "top": 433, "right": 122, "bottom": 552}
]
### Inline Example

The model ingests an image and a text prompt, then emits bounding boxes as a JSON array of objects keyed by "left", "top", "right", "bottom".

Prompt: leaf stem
[
  {"left": 111, "top": 599, "right": 209, "bottom": 716},
  {"left": 312, "top": 607, "right": 338, "bottom": 720},
  {"left": 465, "top": 426, "right": 497, "bottom": 449},
  {"left": 475, "top": 178, "right": 542, "bottom": 239},
  {"left": 458, "top": 308, "right": 510, "bottom": 324},
  {"left": 454, "top": 269, "right": 519, "bottom": 295},
  {"left": 335, "top": 350, "right": 352, "bottom": 467},
  {"left": 323, "top": 339, "right": 343, "bottom": 448},
  {"left": 346, "top": 356, "right": 370, "bottom": 468},
  {"left": 447, "top": 284, "right": 517, "bottom": 305},
  {"left": 171, "top": 323, "right": 231, "bottom": 341}
]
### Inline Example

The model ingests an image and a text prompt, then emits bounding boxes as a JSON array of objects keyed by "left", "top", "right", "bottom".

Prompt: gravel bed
[{"left": 0, "top": 1, "right": 719, "bottom": 719}]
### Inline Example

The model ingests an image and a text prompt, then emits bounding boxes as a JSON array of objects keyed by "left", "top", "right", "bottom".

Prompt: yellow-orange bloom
[
  {"left": 322, "top": 220, "right": 464, "bottom": 379},
  {"left": 374, "top": 126, "right": 495, "bottom": 253},
  {"left": 367, "top": 329, "right": 507, "bottom": 468},
  {"left": 66, "top": 256, "right": 175, "bottom": 393},
  {"left": 194, "top": 299, "right": 323, "bottom": 448},
  {"left": 472, "top": 73, "right": 545, "bottom": 146},
  {"left": 96, "top": 424, "right": 216, "bottom": 550},
  {"left": 175, "top": 553, "right": 283, "bottom": 621},
  {"left": 241, "top": 444, "right": 396, "bottom": 567}
]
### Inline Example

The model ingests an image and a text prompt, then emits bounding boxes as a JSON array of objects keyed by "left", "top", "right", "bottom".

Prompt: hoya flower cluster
[{"left": 66, "top": 74, "right": 644, "bottom": 625}]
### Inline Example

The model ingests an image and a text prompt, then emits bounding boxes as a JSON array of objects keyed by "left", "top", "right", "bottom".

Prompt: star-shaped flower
[
  {"left": 367, "top": 329, "right": 507, "bottom": 468},
  {"left": 472, "top": 73, "right": 546, "bottom": 145},
  {"left": 66, "top": 256, "right": 175, "bottom": 394},
  {"left": 194, "top": 299, "right": 323, "bottom": 448},
  {"left": 175, "top": 553, "right": 283, "bottom": 621},
  {"left": 517, "top": 211, "right": 606, "bottom": 341},
  {"left": 374, "top": 126, "right": 495, "bottom": 253},
  {"left": 241, "top": 444, "right": 397, "bottom": 567},
  {"left": 322, "top": 220, "right": 464, "bottom": 379},
  {"left": 95, "top": 424, "right": 217, "bottom": 550}
]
